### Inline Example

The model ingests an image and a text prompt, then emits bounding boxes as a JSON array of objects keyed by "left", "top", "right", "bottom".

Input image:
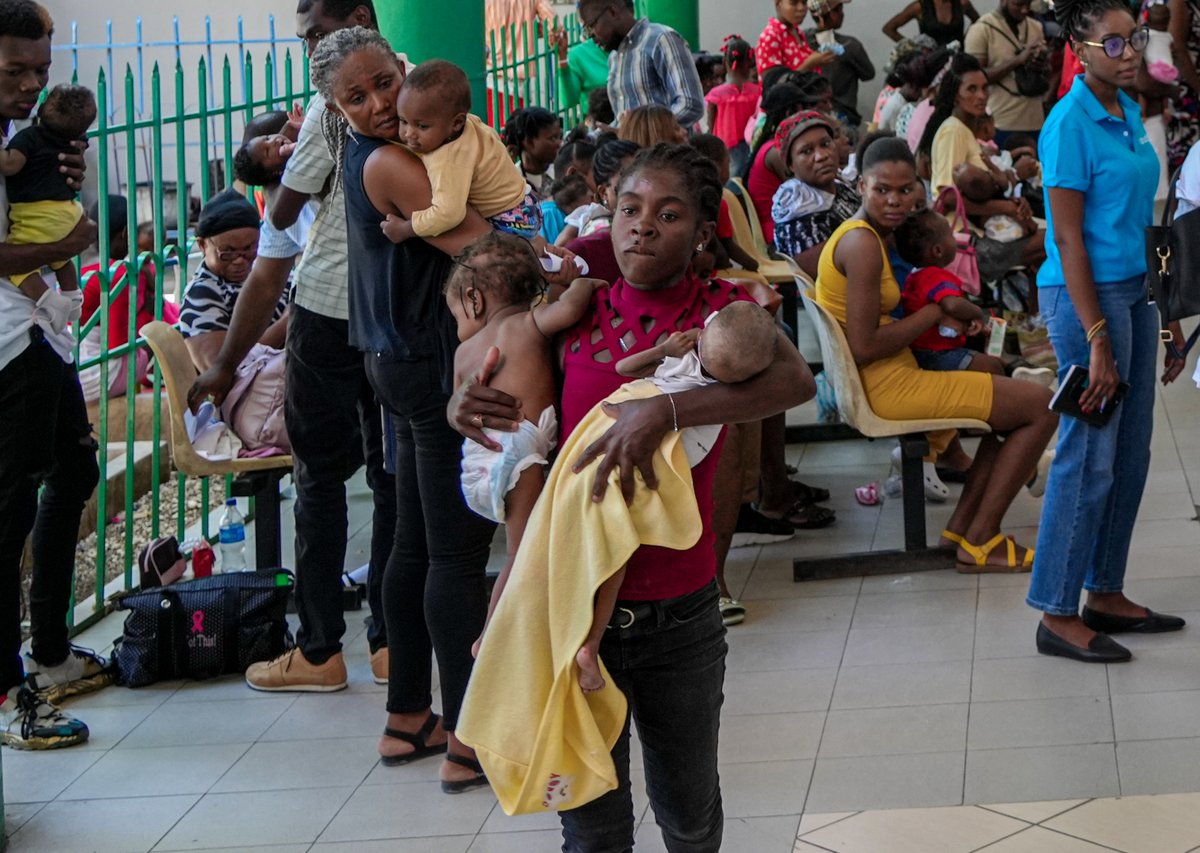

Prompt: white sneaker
[
  {"left": 0, "top": 682, "right": 88, "bottom": 750},
  {"left": 25, "top": 644, "right": 112, "bottom": 704}
]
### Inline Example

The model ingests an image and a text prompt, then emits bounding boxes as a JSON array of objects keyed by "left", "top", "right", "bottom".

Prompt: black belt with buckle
[{"left": 606, "top": 582, "right": 714, "bottom": 631}]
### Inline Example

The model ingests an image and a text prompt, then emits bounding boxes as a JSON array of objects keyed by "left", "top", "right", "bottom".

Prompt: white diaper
[{"left": 461, "top": 406, "right": 558, "bottom": 523}]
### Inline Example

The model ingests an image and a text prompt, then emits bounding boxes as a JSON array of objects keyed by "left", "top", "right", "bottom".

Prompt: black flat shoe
[
  {"left": 1081, "top": 607, "right": 1186, "bottom": 634},
  {"left": 1036, "top": 623, "right": 1132, "bottom": 663}
]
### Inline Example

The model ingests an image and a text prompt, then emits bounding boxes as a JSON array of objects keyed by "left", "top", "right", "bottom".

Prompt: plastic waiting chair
[
  {"left": 796, "top": 289, "right": 992, "bottom": 578},
  {"left": 141, "top": 321, "right": 291, "bottom": 571}
]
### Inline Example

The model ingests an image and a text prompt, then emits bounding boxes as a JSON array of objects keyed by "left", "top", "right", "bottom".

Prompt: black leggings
[{"left": 365, "top": 355, "right": 495, "bottom": 726}]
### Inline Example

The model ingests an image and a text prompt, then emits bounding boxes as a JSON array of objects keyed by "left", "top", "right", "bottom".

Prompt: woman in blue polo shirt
[{"left": 1027, "top": 0, "right": 1185, "bottom": 663}]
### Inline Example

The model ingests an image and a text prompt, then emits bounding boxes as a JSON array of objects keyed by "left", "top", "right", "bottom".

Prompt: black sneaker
[
  {"left": 0, "top": 682, "right": 89, "bottom": 750},
  {"left": 730, "top": 504, "right": 795, "bottom": 548}
]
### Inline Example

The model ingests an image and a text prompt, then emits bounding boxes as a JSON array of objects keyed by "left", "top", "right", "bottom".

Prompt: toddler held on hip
[
  {"left": 380, "top": 60, "right": 543, "bottom": 246},
  {"left": 0, "top": 84, "right": 98, "bottom": 332},
  {"left": 448, "top": 232, "right": 603, "bottom": 654}
]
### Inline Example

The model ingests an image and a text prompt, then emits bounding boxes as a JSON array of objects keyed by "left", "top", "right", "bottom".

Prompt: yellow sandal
[
  {"left": 956, "top": 533, "right": 1034, "bottom": 574},
  {"left": 940, "top": 529, "right": 965, "bottom": 551}
]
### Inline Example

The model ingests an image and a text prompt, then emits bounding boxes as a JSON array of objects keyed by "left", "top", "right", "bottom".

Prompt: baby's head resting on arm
[
  {"left": 893, "top": 208, "right": 956, "bottom": 271},
  {"left": 38, "top": 84, "right": 97, "bottom": 141},
  {"left": 445, "top": 232, "right": 545, "bottom": 341},
  {"left": 698, "top": 301, "right": 778, "bottom": 384},
  {"left": 396, "top": 59, "right": 471, "bottom": 155}
]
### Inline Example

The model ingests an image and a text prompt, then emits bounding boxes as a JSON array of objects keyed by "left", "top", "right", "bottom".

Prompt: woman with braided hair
[
  {"left": 450, "top": 142, "right": 812, "bottom": 849},
  {"left": 744, "top": 78, "right": 831, "bottom": 244},
  {"left": 309, "top": 26, "right": 503, "bottom": 790},
  {"left": 1025, "top": 0, "right": 1186, "bottom": 663}
]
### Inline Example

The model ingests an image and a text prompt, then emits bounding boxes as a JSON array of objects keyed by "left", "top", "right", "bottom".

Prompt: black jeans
[
  {"left": 0, "top": 331, "right": 100, "bottom": 694},
  {"left": 365, "top": 355, "right": 495, "bottom": 727},
  {"left": 285, "top": 305, "right": 395, "bottom": 662},
  {"left": 560, "top": 581, "right": 727, "bottom": 853}
]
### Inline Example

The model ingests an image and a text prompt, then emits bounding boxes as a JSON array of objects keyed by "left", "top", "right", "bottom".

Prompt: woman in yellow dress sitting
[{"left": 816, "top": 136, "right": 1057, "bottom": 571}]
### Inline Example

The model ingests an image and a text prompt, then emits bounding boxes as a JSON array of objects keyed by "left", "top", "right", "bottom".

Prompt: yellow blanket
[{"left": 456, "top": 380, "right": 703, "bottom": 815}]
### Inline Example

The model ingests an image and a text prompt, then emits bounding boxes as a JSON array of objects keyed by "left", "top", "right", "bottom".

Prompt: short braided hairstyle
[
  {"left": 618, "top": 143, "right": 722, "bottom": 224},
  {"left": 1055, "top": 0, "right": 1131, "bottom": 41},
  {"left": 445, "top": 232, "right": 545, "bottom": 308},
  {"left": 501, "top": 107, "right": 560, "bottom": 159},
  {"left": 592, "top": 138, "right": 640, "bottom": 188},
  {"left": 309, "top": 26, "right": 395, "bottom": 196}
]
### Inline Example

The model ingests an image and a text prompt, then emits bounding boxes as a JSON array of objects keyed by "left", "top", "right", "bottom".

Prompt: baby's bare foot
[{"left": 576, "top": 646, "right": 605, "bottom": 693}]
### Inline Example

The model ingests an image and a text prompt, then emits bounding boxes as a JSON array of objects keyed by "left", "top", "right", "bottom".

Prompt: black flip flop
[
  {"left": 379, "top": 712, "right": 447, "bottom": 767},
  {"left": 789, "top": 480, "right": 831, "bottom": 505},
  {"left": 441, "top": 752, "right": 489, "bottom": 794}
]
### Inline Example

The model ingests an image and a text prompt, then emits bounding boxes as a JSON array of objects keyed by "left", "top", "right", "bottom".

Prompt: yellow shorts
[
  {"left": 860, "top": 349, "right": 994, "bottom": 422},
  {"left": 8, "top": 200, "right": 84, "bottom": 286}
]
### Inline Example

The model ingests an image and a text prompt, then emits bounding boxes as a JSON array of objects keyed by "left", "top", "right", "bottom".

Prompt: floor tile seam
[
  {"left": 309, "top": 784, "right": 369, "bottom": 849},
  {"left": 145, "top": 791, "right": 209, "bottom": 853},
  {"left": 795, "top": 810, "right": 863, "bottom": 840},
  {"left": 1009, "top": 822, "right": 1131, "bottom": 853},
  {"left": 962, "top": 584, "right": 980, "bottom": 806},
  {"left": 828, "top": 699, "right": 981, "bottom": 712},
  {"left": 800, "top": 580, "right": 863, "bottom": 815},
  {"left": 967, "top": 823, "right": 1050, "bottom": 852},
  {"left": 814, "top": 745, "right": 971, "bottom": 761}
]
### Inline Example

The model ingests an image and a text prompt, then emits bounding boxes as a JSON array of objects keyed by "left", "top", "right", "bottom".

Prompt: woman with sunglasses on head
[{"left": 1026, "top": 0, "right": 1185, "bottom": 663}]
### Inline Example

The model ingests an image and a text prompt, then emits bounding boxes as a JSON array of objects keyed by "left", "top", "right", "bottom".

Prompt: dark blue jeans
[
  {"left": 560, "top": 580, "right": 727, "bottom": 853},
  {"left": 365, "top": 355, "right": 495, "bottom": 726},
  {"left": 284, "top": 305, "right": 394, "bottom": 662},
  {"left": 0, "top": 331, "right": 99, "bottom": 694}
]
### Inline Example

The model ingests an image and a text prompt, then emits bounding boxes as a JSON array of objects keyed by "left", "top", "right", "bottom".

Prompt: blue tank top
[{"left": 342, "top": 131, "right": 457, "bottom": 390}]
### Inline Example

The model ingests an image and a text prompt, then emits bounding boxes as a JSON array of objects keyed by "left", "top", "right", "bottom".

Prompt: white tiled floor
[{"left": 3, "top": 350, "right": 1200, "bottom": 851}]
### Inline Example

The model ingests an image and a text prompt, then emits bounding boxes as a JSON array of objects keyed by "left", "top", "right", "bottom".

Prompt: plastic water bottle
[{"left": 218, "top": 499, "right": 248, "bottom": 572}]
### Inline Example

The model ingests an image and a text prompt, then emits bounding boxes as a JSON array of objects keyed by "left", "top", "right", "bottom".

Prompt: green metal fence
[
  {"left": 68, "top": 17, "right": 590, "bottom": 632},
  {"left": 70, "top": 48, "right": 313, "bottom": 631}
]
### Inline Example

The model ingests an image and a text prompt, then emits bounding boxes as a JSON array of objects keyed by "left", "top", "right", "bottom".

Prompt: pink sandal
[{"left": 854, "top": 482, "right": 882, "bottom": 506}]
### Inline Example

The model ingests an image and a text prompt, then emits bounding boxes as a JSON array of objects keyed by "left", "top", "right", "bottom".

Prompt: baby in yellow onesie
[
  {"left": 0, "top": 84, "right": 97, "bottom": 331},
  {"left": 381, "top": 59, "right": 541, "bottom": 244}
]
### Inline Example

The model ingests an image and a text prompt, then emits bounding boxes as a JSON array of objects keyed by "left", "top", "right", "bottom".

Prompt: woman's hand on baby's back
[
  {"left": 573, "top": 395, "right": 673, "bottom": 506},
  {"left": 448, "top": 345, "right": 522, "bottom": 450}
]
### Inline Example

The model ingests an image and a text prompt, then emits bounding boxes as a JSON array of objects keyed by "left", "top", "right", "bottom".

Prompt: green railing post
[
  {"left": 378, "top": 0, "right": 486, "bottom": 120},
  {"left": 122, "top": 63, "right": 138, "bottom": 592},
  {"left": 149, "top": 61, "right": 165, "bottom": 539},
  {"left": 641, "top": 0, "right": 699, "bottom": 50}
]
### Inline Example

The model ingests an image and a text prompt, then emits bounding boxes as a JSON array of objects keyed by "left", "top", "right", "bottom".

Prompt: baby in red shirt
[{"left": 894, "top": 209, "right": 1004, "bottom": 374}]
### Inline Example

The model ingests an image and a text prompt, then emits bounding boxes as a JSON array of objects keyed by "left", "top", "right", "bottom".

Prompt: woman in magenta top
[{"left": 452, "top": 143, "right": 811, "bottom": 850}]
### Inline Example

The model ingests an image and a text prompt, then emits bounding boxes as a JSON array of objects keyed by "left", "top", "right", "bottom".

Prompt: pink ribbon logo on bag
[{"left": 191, "top": 610, "right": 206, "bottom": 634}]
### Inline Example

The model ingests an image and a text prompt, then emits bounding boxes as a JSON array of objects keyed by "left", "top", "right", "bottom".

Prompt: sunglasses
[{"left": 1076, "top": 26, "right": 1149, "bottom": 59}]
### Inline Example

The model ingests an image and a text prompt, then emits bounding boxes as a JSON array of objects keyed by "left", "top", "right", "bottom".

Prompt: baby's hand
[
  {"left": 662, "top": 329, "right": 700, "bottom": 357},
  {"left": 381, "top": 213, "right": 414, "bottom": 243},
  {"left": 283, "top": 103, "right": 305, "bottom": 141}
]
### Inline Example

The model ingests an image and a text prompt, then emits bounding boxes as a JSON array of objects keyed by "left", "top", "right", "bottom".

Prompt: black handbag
[
  {"left": 981, "top": 20, "right": 1051, "bottom": 98},
  {"left": 1145, "top": 167, "right": 1200, "bottom": 357},
  {"left": 113, "top": 570, "right": 294, "bottom": 687}
]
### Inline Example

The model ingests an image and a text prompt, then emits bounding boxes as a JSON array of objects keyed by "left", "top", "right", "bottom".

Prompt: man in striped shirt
[{"left": 577, "top": 0, "right": 705, "bottom": 128}]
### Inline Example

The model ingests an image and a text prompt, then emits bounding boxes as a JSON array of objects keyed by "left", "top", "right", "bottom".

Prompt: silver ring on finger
[{"left": 474, "top": 413, "right": 484, "bottom": 429}]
